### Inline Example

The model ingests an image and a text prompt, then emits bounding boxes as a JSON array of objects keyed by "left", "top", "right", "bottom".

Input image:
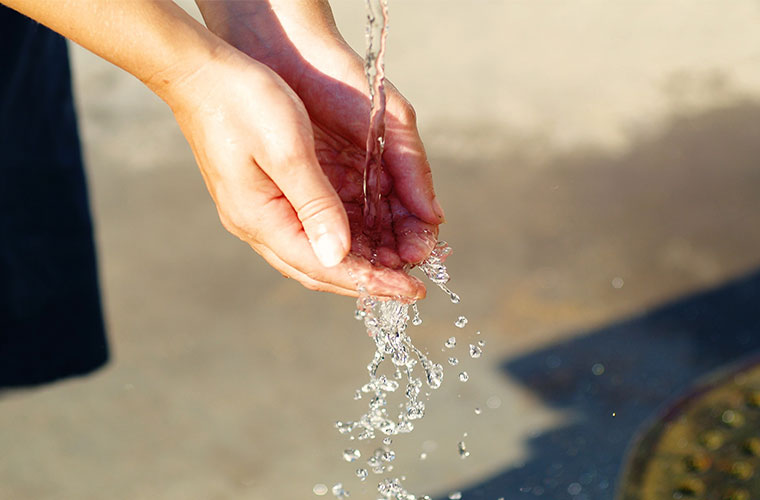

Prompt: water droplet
[
  {"left": 611, "top": 277, "right": 624, "bottom": 289},
  {"left": 454, "top": 316, "right": 468, "bottom": 328},
  {"left": 331, "top": 483, "right": 349, "bottom": 499},
  {"left": 475, "top": 330, "right": 481, "bottom": 335},
  {"left": 474, "top": 407, "right": 482, "bottom": 415},
  {"left": 567, "top": 482, "right": 582, "bottom": 495},
  {"left": 313, "top": 484, "right": 328, "bottom": 496},
  {"left": 426, "top": 363, "right": 444, "bottom": 389},
  {"left": 411, "top": 303, "right": 422, "bottom": 325},
  {"left": 335, "top": 421, "right": 355, "bottom": 434},
  {"left": 591, "top": 363, "right": 605, "bottom": 376},
  {"left": 457, "top": 441, "right": 470, "bottom": 459},
  {"left": 448, "top": 357, "right": 459, "bottom": 366},
  {"left": 459, "top": 372, "right": 469, "bottom": 382},
  {"left": 340, "top": 240, "right": 461, "bottom": 499},
  {"left": 448, "top": 492, "right": 462, "bottom": 500},
  {"left": 722, "top": 409, "right": 744, "bottom": 427},
  {"left": 362, "top": 296, "right": 376, "bottom": 309},
  {"left": 486, "top": 396, "right": 502, "bottom": 409},
  {"left": 469, "top": 344, "right": 482, "bottom": 358}
]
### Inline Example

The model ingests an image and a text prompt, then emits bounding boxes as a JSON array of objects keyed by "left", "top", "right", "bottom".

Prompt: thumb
[
  {"left": 296, "top": 180, "right": 351, "bottom": 269},
  {"left": 256, "top": 133, "right": 350, "bottom": 269}
]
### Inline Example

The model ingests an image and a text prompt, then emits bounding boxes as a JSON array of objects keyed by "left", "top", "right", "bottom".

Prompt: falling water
[
  {"left": 362, "top": 0, "right": 389, "bottom": 236},
  {"left": 339, "top": 242, "right": 456, "bottom": 500},
  {"left": 329, "top": 1, "right": 486, "bottom": 498}
]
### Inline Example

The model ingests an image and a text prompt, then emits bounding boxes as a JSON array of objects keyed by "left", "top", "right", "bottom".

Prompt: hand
[
  {"left": 195, "top": 0, "right": 445, "bottom": 291},
  {"left": 162, "top": 48, "right": 427, "bottom": 298},
  {"left": 2, "top": 0, "right": 427, "bottom": 297}
]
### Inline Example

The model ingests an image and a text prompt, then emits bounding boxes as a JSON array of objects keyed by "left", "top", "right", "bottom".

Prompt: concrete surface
[{"left": 2, "top": 1, "right": 760, "bottom": 499}]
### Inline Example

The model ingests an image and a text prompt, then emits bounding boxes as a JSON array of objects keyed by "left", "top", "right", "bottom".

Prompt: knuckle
[
  {"left": 273, "top": 149, "right": 305, "bottom": 177},
  {"left": 398, "top": 99, "right": 417, "bottom": 125},
  {"left": 295, "top": 195, "right": 340, "bottom": 225}
]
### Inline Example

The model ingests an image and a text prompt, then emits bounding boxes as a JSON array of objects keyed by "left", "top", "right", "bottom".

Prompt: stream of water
[
  {"left": 361, "top": 0, "right": 389, "bottom": 238},
  {"left": 326, "top": 2, "right": 482, "bottom": 498}
]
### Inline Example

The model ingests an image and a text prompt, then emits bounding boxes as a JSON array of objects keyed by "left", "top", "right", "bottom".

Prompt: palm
[
  {"left": 311, "top": 118, "right": 432, "bottom": 268},
  {"left": 197, "top": 1, "right": 443, "bottom": 296}
]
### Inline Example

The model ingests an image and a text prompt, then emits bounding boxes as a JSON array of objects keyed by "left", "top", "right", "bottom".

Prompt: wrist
[
  {"left": 139, "top": 17, "right": 234, "bottom": 107},
  {"left": 195, "top": 0, "right": 347, "bottom": 76}
]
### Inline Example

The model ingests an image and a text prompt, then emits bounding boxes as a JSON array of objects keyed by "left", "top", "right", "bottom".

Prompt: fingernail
[
  {"left": 312, "top": 232, "right": 346, "bottom": 268},
  {"left": 431, "top": 196, "right": 446, "bottom": 222}
]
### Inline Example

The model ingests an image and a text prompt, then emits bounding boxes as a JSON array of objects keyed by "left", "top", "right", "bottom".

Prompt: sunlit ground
[{"left": 2, "top": 2, "right": 760, "bottom": 499}]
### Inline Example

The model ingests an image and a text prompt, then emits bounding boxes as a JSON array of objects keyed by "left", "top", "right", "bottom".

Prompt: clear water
[
  {"left": 361, "top": 0, "right": 389, "bottom": 236},
  {"left": 336, "top": 241, "right": 461, "bottom": 499},
  {"left": 332, "top": 483, "right": 350, "bottom": 499},
  {"left": 457, "top": 441, "right": 470, "bottom": 459},
  {"left": 330, "top": 0, "right": 487, "bottom": 497},
  {"left": 344, "top": 449, "right": 362, "bottom": 462}
]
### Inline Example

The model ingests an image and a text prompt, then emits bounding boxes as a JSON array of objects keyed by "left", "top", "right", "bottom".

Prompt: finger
[
  {"left": 343, "top": 253, "right": 427, "bottom": 300},
  {"left": 344, "top": 200, "right": 402, "bottom": 269},
  {"left": 251, "top": 84, "right": 351, "bottom": 268},
  {"left": 294, "top": 58, "right": 444, "bottom": 226},
  {"left": 255, "top": 196, "right": 425, "bottom": 299},
  {"left": 253, "top": 244, "right": 360, "bottom": 296},
  {"left": 376, "top": 198, "right": 402, "bottom": 268},
  {"left": 390, "top": 196, "right": 439, "bottom": 264},
  {"left": 382, "top": 87, "right": 445, "bottom": 226}
]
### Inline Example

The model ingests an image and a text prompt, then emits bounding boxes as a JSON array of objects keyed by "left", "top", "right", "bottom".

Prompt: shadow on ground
[
  {"left": 428, "top": 98, "right": 760, "bottom": 500},
  {"left": 445, "top": 270, "right": 760, "bottom": 500}
]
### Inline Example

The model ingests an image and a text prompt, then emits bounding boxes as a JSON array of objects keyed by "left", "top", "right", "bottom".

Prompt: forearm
[{"left": 2, "top": 0, "right": 227, "bottom": 100}]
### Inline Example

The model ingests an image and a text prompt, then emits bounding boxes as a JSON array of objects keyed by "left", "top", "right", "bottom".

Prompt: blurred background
[{"left": 2, "top": 1, "right": 760, "bottom": 499}]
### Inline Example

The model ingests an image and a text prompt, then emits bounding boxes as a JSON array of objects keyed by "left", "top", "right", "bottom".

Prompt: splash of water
[
  {"left": 337, "top": 243, "right": 456, "bottom": 499},
  {"left": 332, "top": 0, "right": 480, "bottom": 497}
]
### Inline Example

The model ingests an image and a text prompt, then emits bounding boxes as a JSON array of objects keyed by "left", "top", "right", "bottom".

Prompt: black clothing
[{"left": 0, "top": 6, "right": 108, "bottom": 387}]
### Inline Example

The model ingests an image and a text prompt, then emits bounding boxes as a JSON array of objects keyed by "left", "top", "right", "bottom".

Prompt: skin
[{"left": 2, "top": 0, "right": 444, "bottom": 299}]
